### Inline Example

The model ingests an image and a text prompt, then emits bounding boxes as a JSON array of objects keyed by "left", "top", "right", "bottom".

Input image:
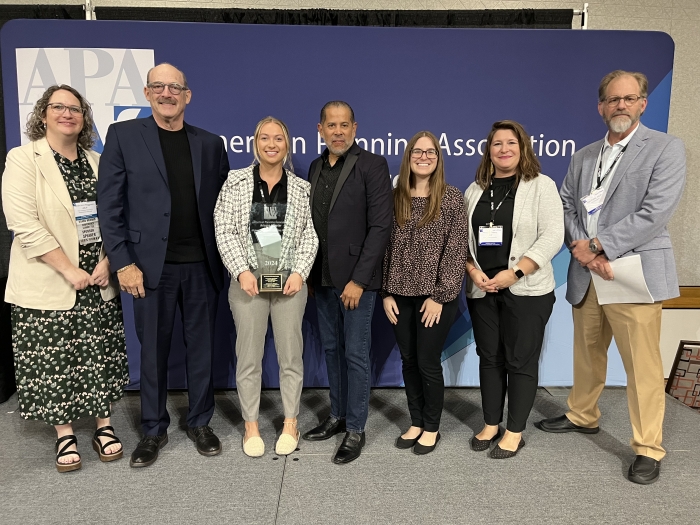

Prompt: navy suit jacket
[
  {"left": 97, "top": 116, "right": 230, "bottom": 290},
  {"left": 308, "top": 143, "right": 393, "bottom": 291}
]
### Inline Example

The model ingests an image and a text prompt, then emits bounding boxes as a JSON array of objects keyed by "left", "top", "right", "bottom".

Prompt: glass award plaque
[{"left": 252, "top": 232, "right": 289, "bottom": 293}]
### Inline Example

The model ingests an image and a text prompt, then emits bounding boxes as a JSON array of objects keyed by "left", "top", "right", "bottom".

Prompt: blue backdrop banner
[{"left": 1, "top": 20, "right": 675, "bottom": 388}]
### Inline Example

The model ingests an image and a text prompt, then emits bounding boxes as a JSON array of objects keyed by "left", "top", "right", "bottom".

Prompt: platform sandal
[
  {"left": 55, "top": 435, "right": 81, "bottom": 473},
  {"left": 92, "top": 425, "right": 124, "bottom": 462}
]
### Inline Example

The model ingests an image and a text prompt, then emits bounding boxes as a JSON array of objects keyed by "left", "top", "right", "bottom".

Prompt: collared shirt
[
  {"left": 250, "top": 164, "right": 288, "bottom": 241},
  {"left": 586, "top": 124, "right": 639, "bottom": 238},
  {"left": 312, "top": 149, "right": 347, "bottom": 287}
]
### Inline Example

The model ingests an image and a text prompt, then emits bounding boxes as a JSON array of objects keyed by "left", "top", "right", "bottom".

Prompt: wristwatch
[
  {"left": 512, "top": 264, "right": 524, "bottom": 279},
  {"left": 589, "top": 238, "right": 601, "bottom": 254}
]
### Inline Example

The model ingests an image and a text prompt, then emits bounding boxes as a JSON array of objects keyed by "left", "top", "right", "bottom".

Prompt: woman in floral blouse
[
  {"left": 381, "top": 131, "right": 468, "bottom": 455},
  {"left": 2, "top": 85, "right": 129, "bottom": 472}
]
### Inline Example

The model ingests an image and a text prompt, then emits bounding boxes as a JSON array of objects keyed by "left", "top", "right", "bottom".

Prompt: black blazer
[
  {"left": 97, "top": 116, "right": 230, "bottom": 290},
  {"left": 308, "top": 143, "right": 393, "bottom": 291}
]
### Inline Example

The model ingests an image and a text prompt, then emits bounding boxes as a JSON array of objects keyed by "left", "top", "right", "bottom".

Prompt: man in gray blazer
[{"left": 536, "top": 70, "right": 686, "bottom": 485}]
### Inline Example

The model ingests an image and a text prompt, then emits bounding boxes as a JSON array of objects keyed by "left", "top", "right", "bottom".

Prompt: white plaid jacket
[{"left": 214, "top": 165, "right": 319, "bottom": 280}]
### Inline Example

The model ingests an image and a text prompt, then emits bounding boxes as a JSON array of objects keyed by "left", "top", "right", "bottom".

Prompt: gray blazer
[
  {"left": 465, "top": 174, "right": 564, "bottom": 299},
  {"left": 560, "top": 123, "right": 686, "bottom": 305}
]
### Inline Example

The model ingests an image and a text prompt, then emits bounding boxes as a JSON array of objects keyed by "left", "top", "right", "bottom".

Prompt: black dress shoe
[
  {"left": 413, "top": 432, "right": 441, "bottom": 455},
  {"left": 628, "top": 455, "right": 660, "bottom": 485},
  {"left": 332, "top": 431, "right": 365, "bottom": 464},
  {"left": 535, "top": 415, "right": 599, "bottom": 434},
  {"left": 395, "top": 431, "right": 423, "bottom": 449},
  {"left": 130, "top": 434, "right": 168, "bottom": 468},
  {"left": 490, "top": 438, "right": 525, "bottom": 459},
  {"left": 470, "top": 427, "right": 502, "bottom": 451},
  {"left": 302, "top": 416, "right": 346, "bottom": 441},
  {"left": 187, "top": 425, "right": 222, "bottom": 456}
]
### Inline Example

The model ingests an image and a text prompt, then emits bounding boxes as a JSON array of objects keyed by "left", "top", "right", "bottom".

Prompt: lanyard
[
  {"left": 595, "top": 144, "right": 627, "bottom": 189},
  {"left": 258, "top": 176, "right": 283, "bottom": 204},
  {"left": 489, "top": 179, "right": 513, "bottom": 226}
]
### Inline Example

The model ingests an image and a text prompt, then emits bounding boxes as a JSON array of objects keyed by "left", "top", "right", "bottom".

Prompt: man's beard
[{"left": 606, "top": 113, "right": 637, "bottom": 134}]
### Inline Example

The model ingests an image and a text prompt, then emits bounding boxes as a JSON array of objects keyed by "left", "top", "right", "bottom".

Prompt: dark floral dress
[{"left": 12, "top": 148, "right": 129, "bottom": 425}]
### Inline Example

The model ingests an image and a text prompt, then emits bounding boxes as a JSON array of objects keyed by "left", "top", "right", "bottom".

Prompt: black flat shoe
[
  {"left": 92, "top": 425, "right": 123, "bottom": 462},
  {"left": 187, "top": 425, "right": 222, "bottom": 456},
  {"left": 55, "top": 435, "right": 81, "bottom": 473},
  {"left": 535, "top": 415, "right": 599, "bottom": 434},
  {"left": 130, "top": 433, "right": 168, "bottom": 468},
  {"left": 413, "top": 432, "right": 441, "bottom": 455},
  {"left": 490, "top": 438, "right": 525, "bottom": 459},
  {"left": 470, "top": 427, "right": 502, "bottom": 451},
  {"left": 395, "top": 431, "right": 423, "bottom": 449},
  {"left": 628, "top": 455, "right": 660, "bottom": 485},
  {"left": 303, "top": 416, "right": 346, "bottom": 441},
  {"left": 332, "top": 431, "right": 365, "bottom": 464}
]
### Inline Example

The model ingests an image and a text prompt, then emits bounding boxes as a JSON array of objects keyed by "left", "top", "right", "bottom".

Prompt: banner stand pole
[{"left": 85, "top": 0, "right": 96, "bottom": 21}]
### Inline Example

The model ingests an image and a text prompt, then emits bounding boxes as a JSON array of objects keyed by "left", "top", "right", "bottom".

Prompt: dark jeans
[
  {"left": 315, "top": 285, "right": 376, "bottom": 433},
  {"left": 392, "top": 295, "right": 459, "bottom": 432},
  {"left": 467, "top": 288, "right": 555, "bottom": 433},
  {"left": 133, "top": 262, "right": 218, "bottom": 436}
]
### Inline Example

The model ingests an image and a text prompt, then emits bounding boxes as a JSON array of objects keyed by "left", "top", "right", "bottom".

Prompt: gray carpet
[{"left": 1, "top": 388, "right": 698, "bottom": 524}]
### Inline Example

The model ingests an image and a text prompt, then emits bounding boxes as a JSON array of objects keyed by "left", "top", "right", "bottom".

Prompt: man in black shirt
[
  {"left": 301, "top": 101, "right": 393, "bottom": 464},
  {"left": 98, "top": 63, "right": 230, "bottom": 467}
]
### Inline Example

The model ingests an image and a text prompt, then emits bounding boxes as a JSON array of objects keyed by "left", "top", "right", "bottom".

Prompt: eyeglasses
[
  {"left": 410, "top": 148, "right": 438, "bottom": 159},
  {"left": 47, "top": 103, "right": 84, "bottom": 116},
  {"left": 147, "top": 82, "right": 188, "bottom": 95},
  {"left": 603, "top": 94, "right": 644, "bottom": 107}
]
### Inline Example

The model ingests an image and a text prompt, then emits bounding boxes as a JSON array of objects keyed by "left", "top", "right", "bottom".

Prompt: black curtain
[{"left": 96, "top": 8, "right": 573, "bottom": 29}]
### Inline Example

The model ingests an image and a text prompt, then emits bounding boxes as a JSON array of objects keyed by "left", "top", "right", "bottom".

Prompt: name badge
[
  {"left": 73, "top": 201, "right": 101, "bottom": 245},
  {"left": 478, "top": 225, "right": 503, "bottom": 246},
  {"left": 263, "top": 204, "right": 278, "bottom": 220},
  {"left": 581, "top": 187, "right": 605, "bottom": 215}
]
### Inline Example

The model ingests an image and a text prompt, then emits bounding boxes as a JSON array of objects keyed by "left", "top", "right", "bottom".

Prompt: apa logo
[{"left": 16, "top": 48, "right": 155, "bottom": 152}]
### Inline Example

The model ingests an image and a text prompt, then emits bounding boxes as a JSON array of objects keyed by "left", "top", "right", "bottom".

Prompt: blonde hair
[{"left": 252, "top": 116, "right": 294, "bottom": 172}]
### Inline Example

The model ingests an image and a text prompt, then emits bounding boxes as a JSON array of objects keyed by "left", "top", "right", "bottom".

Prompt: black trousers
[
  {"left": 392, "top": 295, "right": 459, "bottom": 432},
  {"left": 467, "top": 289, "right": 555, "bottom": 432},
  {"left": 133, "top": 262, "right": 218, "bottom": 436}
]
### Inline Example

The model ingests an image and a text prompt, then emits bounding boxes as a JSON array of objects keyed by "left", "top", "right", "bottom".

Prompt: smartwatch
[{"left": 512, "top": 264, "right": 525, "bottom": 279}]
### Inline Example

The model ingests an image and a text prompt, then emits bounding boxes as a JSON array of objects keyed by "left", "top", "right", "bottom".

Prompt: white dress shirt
[{"left": 586, "top": 123, "right": 640, "bottom": 238}]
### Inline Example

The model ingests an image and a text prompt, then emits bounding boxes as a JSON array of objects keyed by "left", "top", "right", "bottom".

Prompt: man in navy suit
[
  {"left": 98, "top": 63, "right": 230, "bottom": 467},
  {"left": 301, "top": 101, "right": 393, "bottom": 464}
]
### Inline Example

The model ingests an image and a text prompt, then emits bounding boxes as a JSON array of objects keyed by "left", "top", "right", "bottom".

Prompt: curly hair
[
  {"left": 25, "top": 85, "right": 97, "bottom": 150},
  {"left": 474, "top": 120, "right": 540, "bottom": 190}
]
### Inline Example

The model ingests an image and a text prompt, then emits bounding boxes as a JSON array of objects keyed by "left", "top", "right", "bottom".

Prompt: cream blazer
[
  {"left": 2, "top": 137, "right": 119, "bottom": 310},
  {"left": 464, "top": 174, "right": 564, "bottom": 299}
]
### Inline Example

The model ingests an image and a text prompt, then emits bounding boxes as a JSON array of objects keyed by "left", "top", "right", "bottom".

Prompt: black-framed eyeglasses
[
  {"left": 410, "top": 148, "right": 438, "bottom": 159},
  {"left": 604, "top": 94, "right": 644, "bottom": 107},
  {"left": 46, "top": 103, "right": 84, "bottom": 116},
  {"left": 147, "top": 82, "right": 188, "bottom": 95}
]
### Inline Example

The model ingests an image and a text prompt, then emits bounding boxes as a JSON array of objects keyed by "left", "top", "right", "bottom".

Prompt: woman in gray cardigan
[
  {"left": 464, "top": 120, "right": 563, "bottom": 458},
  {"left": 214, "top": 117, "right": 318, "bottom": 458}
]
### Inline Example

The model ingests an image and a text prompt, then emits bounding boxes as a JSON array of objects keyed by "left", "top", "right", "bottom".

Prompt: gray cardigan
[{"left": 464, "top": 174, "right": 564, "bottom": 299}]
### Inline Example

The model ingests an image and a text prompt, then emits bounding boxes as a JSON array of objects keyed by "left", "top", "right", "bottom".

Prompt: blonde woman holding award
[{"left": 214, "top": 117, "right": 318, "bottom": 457}]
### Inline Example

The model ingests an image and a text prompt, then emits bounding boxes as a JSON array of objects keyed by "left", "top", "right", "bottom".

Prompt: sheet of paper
[
  {"left": 254, "top": 225, "right": 281, "bottom": 247},
  {"left": 590, "top": 254, "right": 654, "bottom": 305}
]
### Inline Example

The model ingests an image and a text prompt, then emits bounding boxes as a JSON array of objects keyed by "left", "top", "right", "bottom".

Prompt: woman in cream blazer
[
  {"left": 464, "top": 120, "right": 564, "bottom": 459},
  {"left": 2, "top": 85, "right": 128, "bottom": 472},
  {"left": 214, "top": 117, "right": 318, "bottom": 458}
]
